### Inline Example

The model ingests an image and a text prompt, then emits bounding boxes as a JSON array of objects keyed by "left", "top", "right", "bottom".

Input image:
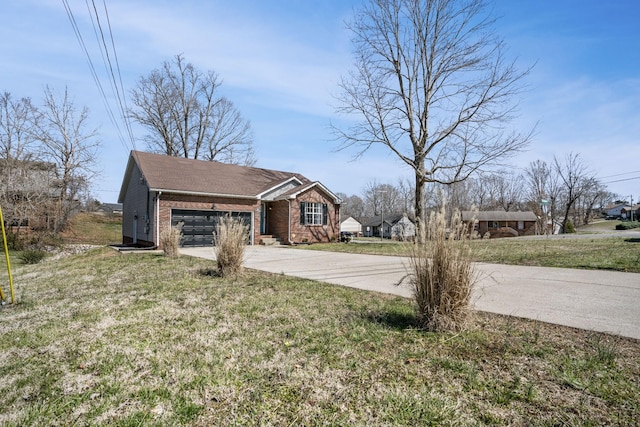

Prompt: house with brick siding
[
  {"left": 461, "top": 210, "right": 538, "bottom": 238},
  {"left": 118, "top": 151, "right": 341, "bottom": 247}
]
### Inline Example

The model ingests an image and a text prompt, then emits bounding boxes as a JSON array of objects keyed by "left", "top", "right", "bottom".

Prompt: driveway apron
[{"left": 181, "top": 246, "right": 640, "bottom": 340}]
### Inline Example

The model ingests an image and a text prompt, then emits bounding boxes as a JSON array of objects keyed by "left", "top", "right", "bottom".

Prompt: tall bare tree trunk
[{"left": 333, "top": 0, "right": 533, "bottom": 243}]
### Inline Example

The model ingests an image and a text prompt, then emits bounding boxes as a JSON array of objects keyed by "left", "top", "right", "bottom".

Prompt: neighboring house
[
  {"left": 96, "top": 203, "right": 123, "bottom": 215},
  {"left": 360, "top": 214, "right": 415, "bottom": 240},
  {"left": 462, "top": 211, "right": 538, "bottom": 237},
  {"left": 621, "top": 204, "right": 640, "bottom": 221},
  {"left": 359, "top": 217, "right": 377, "bottom": 237},
  {"left": 118, "top": 151, "right": 341, "bottom": 247},
  {"left": 340, "top": 216, "right": 362, "bottom": 235},
  {"left": 604, "top": 203, "right": 631, "bottom": 219},
  {"left": 0, "top": 159, "right": 59, "bottom": 229},
  {"left": 360, "top": 216, "right": 388, "bottom": 238},
  {"left": 388, "top": 214, "right": 416, "bottom": 240}
]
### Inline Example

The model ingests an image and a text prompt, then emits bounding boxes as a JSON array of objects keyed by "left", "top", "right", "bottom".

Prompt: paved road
[{"left": 181, "top": 246, "right": 640, "bottom": 340}]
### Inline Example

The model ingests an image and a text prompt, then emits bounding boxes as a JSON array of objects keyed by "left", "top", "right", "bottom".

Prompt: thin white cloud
[
  {"left": 100, "top": 1, "right": 352, "bottom": 118},
  {"left": 510, "top": 75, "right": 640, "bottom": 196}
]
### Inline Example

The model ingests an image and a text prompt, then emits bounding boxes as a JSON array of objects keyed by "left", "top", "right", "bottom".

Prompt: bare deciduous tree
[
  {"left": 397, "top": 177, "right": 415, "bottom": 215},
  {"left": 336, "top": 192, "right": 367, "bottom": 219},
  {"left": 483, "top": 171, "right": 523, "bottom": 212},
  {"left": 334, "top": 0, "right": 532, "bottom": 240},
  {"left": 524, "top": 160, "right": 549, "bottom": 208},
  {"left": 130, "top": 54, "right": 255, "bottom": 166},
  {"left": 0, "top": 92, "right": 38, "bottom": 162},
  {"left": 524, "top": 159, "right": 552, "bottom": 233},
  {"left": 553, "top": 153, "right": 595, "bottom": 233},
  {"left": 578, "top": 180, "right": 607, "bottom": 225},
  {"left": 363, "top": 180, "right": 404, "bottom": 217},
  {"left": 36, "top": 86, "right": 100, "bottom": 232},
  {"left": 445, "top": 180, "right": 475, "bottom": 214},
  {"left": 0, "top": 92, "right": 50, "bottom": 234}
]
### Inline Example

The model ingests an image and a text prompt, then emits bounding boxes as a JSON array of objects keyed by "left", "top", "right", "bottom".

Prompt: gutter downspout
[
  {"left": 156, "top": 191, "right": 162, "bottom": 246},
  {"left": 287, "top": 200, "right": 295, "bottom": 245}
]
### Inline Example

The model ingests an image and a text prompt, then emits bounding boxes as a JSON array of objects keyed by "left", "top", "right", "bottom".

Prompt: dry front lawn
[{"left": 0, "top": 248, "right": 638, "bottom": 425}]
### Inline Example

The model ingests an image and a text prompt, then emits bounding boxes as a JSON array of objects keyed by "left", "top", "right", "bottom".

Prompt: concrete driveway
[{"left": 180, "top": 246, "right": 640, "bottom": 340}]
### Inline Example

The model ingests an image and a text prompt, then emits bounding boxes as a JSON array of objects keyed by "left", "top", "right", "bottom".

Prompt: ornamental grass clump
[
  {"left": 213, "top": 216, "right": 248, "bottom": 277},
  {"left": 408, "top": 205, "right": 476, "bottom": 332},
  {"left": 160, "top": 225, "right": 182, "bottom": 257}
]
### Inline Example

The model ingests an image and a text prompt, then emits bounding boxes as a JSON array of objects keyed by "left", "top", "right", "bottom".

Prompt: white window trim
[{"left": 305, "top": 202, "right": 323, "bottom": 226}]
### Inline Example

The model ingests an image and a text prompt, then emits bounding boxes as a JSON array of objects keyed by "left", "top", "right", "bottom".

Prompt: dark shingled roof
[{"left": 123, "top": 151, "right": 311, "bottom": 198}]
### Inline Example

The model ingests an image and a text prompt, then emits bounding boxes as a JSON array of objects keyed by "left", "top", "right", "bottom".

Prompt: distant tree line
[
  {"left": 338, "top": 153, "right": 615, "bottom": 233},
  {"left": 0, "top": 87, "right": 99, "bottom": 236}
]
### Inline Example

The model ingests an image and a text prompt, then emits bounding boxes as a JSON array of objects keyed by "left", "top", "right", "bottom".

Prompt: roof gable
[
  {"left": 340, "top": 216, "right": 361, "bottom": 225},
  {"left": 119, "top": 151, "right": 312, "bottom": 201},
  {"left": 387, "top": 214, "right": 414, "bottom": 225},
  {"left": 275, "top": 181, "right": 341, "bottom": 204},
  {"left": 257, "top": 176, "right": 304, "bottom": 201}
]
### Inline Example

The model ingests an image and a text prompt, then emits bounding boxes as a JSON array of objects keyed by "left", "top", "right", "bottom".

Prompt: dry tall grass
[
  {"left": 408, "top": 206, "right": 475, "bottom": 332},
  {"left": 160, "top": 225, "right": 182, "bottom": 257},
  {"left": 213, "top": 215, "right": 248, "bottom": 277}
]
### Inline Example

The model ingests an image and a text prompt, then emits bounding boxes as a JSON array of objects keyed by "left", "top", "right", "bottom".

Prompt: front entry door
[{"left": 260, "top": 203, "right": 267, "bottom": 234}]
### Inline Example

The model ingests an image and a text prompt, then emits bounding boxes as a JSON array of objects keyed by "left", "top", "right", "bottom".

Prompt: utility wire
[
  {"left": 603, "top": 176, "right": 640, "bottom": 184},
  {"left": 83, "top": 0, "right": 132, "bottom": 152},
  {"left": 599, "top": 170, "right": 640, "bottom": 179},
  {"left": 62, "top": 0, "right": 131, "bottom": 152},
  {"left": 88, "top": 0, "right": 136, "bottom": 150},
  {"left": 101, "top": 0, "right": 136, "bottom": 149}
]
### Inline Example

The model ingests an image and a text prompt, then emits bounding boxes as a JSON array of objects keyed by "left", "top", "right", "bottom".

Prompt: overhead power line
[
  {"left": 87, "top": 0, "right": 136, "bottom": 149},
  {"left": 603, "top": 176, "right": 640, "bottom": 184},
  {"left": 599, "top": 170, "right": 640, "bottom": 180},
  {"left": 62, "top": 0, "right": 135, "bottom": 152},
  {"left": 102, "top": 0, "right": 136, "bottom": 149}
]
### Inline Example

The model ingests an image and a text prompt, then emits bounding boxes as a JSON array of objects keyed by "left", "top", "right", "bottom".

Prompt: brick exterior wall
[
  {"left": 476, "top": 220, "right": 537, "bottom": 237},
  {"left": 265, "top": 200, "right": 290, "bottom": 243},
  {"left": 288, "top": 188, "right": 339, "bottom": 244},
  {"left": 259, "top": 188, "right": 340, "bottom": 244},
  {"left": 128, "top": 186, "right": 338, "bottom": 248}
]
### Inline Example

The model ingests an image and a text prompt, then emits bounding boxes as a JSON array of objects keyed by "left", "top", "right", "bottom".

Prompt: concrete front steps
[{"left": 259, "top": 235, "right": 282, "bottom": 246}]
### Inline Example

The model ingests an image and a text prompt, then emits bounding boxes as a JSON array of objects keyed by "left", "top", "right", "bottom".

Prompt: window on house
[{"left": 300, "top": 202, "right": 328, "bottom": 225}]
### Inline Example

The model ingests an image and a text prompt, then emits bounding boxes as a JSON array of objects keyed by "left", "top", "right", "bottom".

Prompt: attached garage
[
  {"left": 119, "top": 151, "right": 341, "bottom": 248},
  {"left": 171, "top": 209, "right": 253, "bottom": 247}
]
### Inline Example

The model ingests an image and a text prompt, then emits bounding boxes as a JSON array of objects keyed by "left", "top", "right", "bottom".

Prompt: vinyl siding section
[{"left": 121, "top": 163, "right": 155, "bottom": 246}]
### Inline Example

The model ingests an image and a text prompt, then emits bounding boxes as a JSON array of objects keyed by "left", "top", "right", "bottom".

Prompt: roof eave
[
  {"left": 151, "top": 188, "right": 259, "bottom": 200},
  {"left": 117, "top": 154, "right": 137, "bottom": 203}
]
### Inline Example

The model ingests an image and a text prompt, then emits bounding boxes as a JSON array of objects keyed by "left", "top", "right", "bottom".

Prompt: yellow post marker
[{"left": 0, "top": 205, "right": 15, "bottom": 304}]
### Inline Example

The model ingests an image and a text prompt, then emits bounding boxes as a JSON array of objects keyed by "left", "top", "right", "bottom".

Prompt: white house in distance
[
  {"left": 340, "top": 216, "right": 362, "bottom": 235},
  {"left": 361, "top": 214, "right": 415, "bottom": 240},
  {"left": 604, "top": 203, "right": 631, "bottom": 219},
  {"left": 389, "top": 214, "right": 416, "bottom": 240}
]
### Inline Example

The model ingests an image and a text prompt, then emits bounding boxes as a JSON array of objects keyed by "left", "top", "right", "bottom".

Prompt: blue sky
[{"left": 1, "top": 0, "right": 639, "bottom": 204}]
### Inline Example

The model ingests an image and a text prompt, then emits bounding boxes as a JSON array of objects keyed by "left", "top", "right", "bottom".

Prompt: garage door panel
[{"left": 171, "top": 209, "right": 251, "bottom": 247}]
